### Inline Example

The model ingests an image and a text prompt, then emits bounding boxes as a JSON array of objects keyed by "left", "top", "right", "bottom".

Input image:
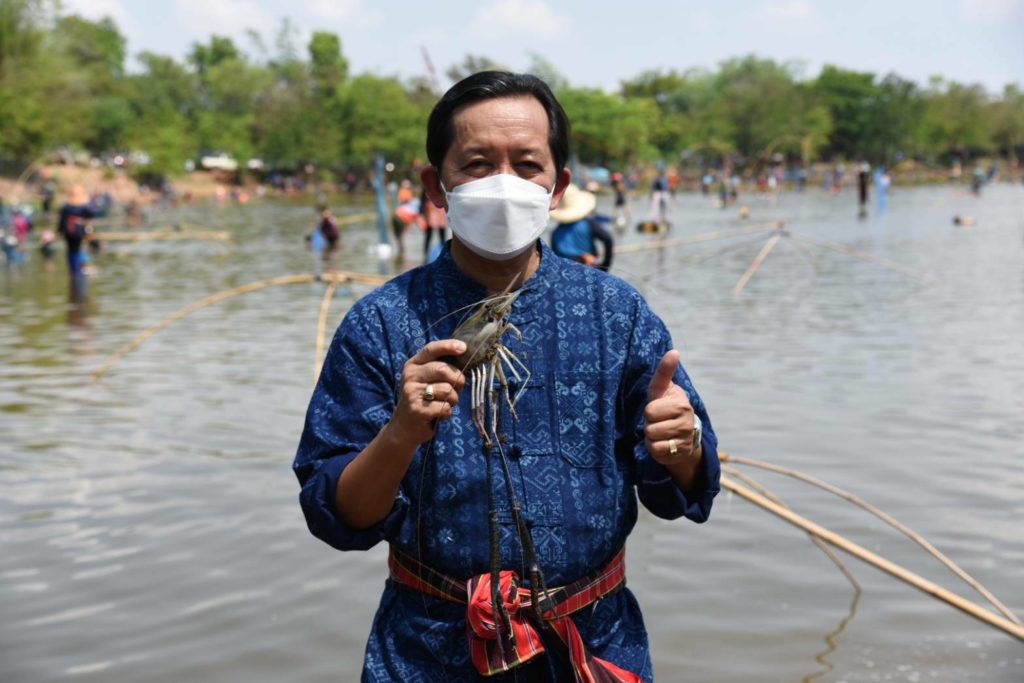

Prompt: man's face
[{"left": 428, "top": 95, "right": 568, "bottom": 210}]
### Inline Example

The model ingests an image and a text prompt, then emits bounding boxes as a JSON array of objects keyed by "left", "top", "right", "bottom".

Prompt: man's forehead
[{"left": 450, "top": 96, "right": 549, "bottom": 141}]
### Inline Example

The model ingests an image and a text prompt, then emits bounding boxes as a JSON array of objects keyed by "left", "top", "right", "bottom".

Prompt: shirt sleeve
[
  {"left": 621, "top": 295, "right": 721, "bottom": 522},
  {"left": 292, "top": 302, "right": 410, "bottom": 551}
]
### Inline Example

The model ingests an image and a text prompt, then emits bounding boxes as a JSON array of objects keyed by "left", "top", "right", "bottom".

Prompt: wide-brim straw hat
[
  {"left": 549, "top": 184, "right": 597, "bottom": 223},
  {"left": 68, "top": 185, "right": 90, "bottom": 205}
]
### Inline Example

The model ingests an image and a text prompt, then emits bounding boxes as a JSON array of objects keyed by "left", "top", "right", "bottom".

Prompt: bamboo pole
[
  {"left": 314, "top": 282, "right": 338, "bottom": 383},
  {"left": 720, "top": 474, "right": 1024, "bottom": 642},
  {"left": 733, "top": 231, "right": 783, "bottom": 296},
  {"left": 94, "top": 231, "right": 231, "bottom": 241},
  {"left": 334, "top": 211, "right": 377, "bottom": 226},
  {"left": 91, "top": 271, "right": 388, "bottom": 381},
  {"left": 720, "top": 452, "right": 1021, "bottom": 624},
  {"left": 614, "top": 223, "right": 776, "bottom": 254},
  {"left": 320, "top": 270, "right": 390, "bottom": 287}
]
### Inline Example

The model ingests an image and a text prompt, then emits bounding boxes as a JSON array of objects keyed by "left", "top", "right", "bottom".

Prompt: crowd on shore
[{"left": 1, "top": 157, "right": 1014, "bottom": 281}]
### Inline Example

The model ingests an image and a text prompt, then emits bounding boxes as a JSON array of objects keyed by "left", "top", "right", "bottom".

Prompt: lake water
[{"left": 2, "top": 183, "right": 1022, "bottom": 682}]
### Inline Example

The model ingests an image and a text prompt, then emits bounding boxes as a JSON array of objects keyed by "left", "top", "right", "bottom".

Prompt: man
[
  {"left": 649, "top": 164, "right": 671, "bottom": 224},
  {"left": 317, "top": 205, "right": 340, "bottom": 252},
  {"left": 550, "top": 183, "right": 614, "bottom": 271},
  {"left": 293, "top": 71, "right": 719, "bottom": 682},
  {"left": 57, "top": 185, "right": 98, "bottom": 280}
]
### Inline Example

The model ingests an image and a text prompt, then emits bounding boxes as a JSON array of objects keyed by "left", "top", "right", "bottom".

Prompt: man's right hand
[{"left": 386, "top": 339, "right": 467, "bottom": 448}]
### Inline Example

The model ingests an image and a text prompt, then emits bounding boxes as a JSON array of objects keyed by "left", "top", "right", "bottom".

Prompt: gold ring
[
  {"left": 668, "top": 439, "right": 678, "bottom": 455},
  {"left": 423, "top": 384, "right": 435, "bottom": 402}
]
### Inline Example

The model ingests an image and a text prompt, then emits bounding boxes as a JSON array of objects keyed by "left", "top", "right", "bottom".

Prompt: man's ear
[
  {"left": 549, "top": 167, "right": 572, "bottom": 210},
  {"left": 421, "top": 166, "right": 446, "bottom": 210}
]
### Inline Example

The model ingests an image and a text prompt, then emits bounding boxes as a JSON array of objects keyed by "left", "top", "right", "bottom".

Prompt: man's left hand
[{"left": 644, "top": 349, "right": 702, "bottom": 467}]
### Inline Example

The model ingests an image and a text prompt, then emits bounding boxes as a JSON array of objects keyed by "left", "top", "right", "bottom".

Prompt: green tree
[
  {"left": 988, "top": 84, "right": 1024, "bottom": 163},
  {"left": 342, "top": 73, "right": 426, "bottom": 165},
  {"left": 620, "top": 69, "right": 689, "bottom": 102},
  {"left": 55, "top": 14, "right": 126, "bottom": 81},
  {"left": 813, "top": 65, "right": 877, "bottom": 159},
  {"left": 863, "top": 74, "right": 924, "bottom": 164},
  {"left": 123, "top": 52, "right": 198, "bottom": 174},
  {"left": 194, "top": 56, "right": 271, "bottom": 161},
  {"left": 558, "top": 87, "right": 659, "bottom": 164},
  {"left": 0, "top": 1, "right": 94, "bottom": 162},
  {"left": 309, "top": 31, "right": 348, "bottom": 96},
  {"left": 188, "top": 35, "right": 240, "bottom": 77},
  {"left": 920, "top": 79, "right": 991, "bottom": 160},
  {"left": 251, "top": 57, "right": 319, "bottom": 167},
  {"left": 445, "top": 54, "right": 506, "bottom": 83},
  {"left": 0, "top": 0, "right": 46, "bottom": 74},
  {"left": 713, "top": 56, "right": 810, "bottom": 161},
  {"left": 55, "top": 15, "right": 131, "bottom": 153}
]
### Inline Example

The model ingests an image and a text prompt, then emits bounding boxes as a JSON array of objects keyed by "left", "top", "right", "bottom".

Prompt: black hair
[{"left": 426, "top": 71, "right": 570, "bottom": 174}]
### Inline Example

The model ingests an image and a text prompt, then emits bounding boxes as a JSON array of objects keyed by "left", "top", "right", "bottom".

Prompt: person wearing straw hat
[
  {"left": 57, "top": 185, "right": 99, "bottom": 281},
  {"left": 550, "top": 183, "right": 615, "bottom": 271}
]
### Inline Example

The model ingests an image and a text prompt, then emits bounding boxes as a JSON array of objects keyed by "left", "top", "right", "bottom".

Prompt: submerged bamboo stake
[
  {"left": 321, "top": 270, "right": 391, "bottom": 287},
  {"left": 91, "top": 271, "right": 388, "bottom": 381},
  {"left": 733, "top": 230, "right": 782, "bottom": 296},
  {"left": 720, "top": 474, "right": 1024, "bottom": 642},
  {"left": 94, "top": 230, "right": 231, "bottom": 241},
  {"left": 791, "top": 233, "right": 938, "bottom": 285},
  {"left": 91, "top": 274, "right": 316, "bottom": 380},
  {"left": 334, "top": 211, "right": 377, "bottom": 226},
  {"left": 614, "top": 223, "right": 776, "bottom": 254},
  {"left": 721, "top": 452, "right": 1021, "bottom": 624},
  {"left": 314, "top": 282, "right": 338, "bottom": 383}
]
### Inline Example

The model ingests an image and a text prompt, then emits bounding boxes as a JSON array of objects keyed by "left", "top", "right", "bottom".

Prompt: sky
[{"left": 65, "top": 0, "right": 1024, "bottom": 94}]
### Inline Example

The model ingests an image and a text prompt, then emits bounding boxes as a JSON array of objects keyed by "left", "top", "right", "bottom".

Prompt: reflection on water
[
  {"left": 2, "top": 186, "right": 1023, "bottom": 682},
  {"left": 806, "top": 590, "right": 862, "bottom": 683},
  {"left": 723, "top": 464, "right": 864, "bottom": 680}
]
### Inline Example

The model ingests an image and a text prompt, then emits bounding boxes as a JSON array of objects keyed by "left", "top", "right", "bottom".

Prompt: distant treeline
[{"left": 2, "top": 1, "right": 1022, "bottom": 179}]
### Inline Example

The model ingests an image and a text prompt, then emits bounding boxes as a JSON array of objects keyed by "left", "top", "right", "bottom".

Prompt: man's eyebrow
[{"left": 454, "top": 145, "right": 546, "bottom": 156}]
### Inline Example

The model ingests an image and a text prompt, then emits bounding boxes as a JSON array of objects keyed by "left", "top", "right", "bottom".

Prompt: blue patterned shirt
[{"left": 294, "top": 241, "right": 720, "bottom": 682}]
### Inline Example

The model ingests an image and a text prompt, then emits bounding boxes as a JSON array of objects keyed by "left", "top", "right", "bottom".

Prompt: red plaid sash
[{"left": 388, "top": 547, "right": 640, "bottom": 683}]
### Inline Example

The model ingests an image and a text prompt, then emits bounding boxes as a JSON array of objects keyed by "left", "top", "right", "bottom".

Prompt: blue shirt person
[
  {"left": 293, "top": 72, "right": 719, "bottom": 682},
  {"left": 874, "top": 166, "right": 889, "bottom": 214},
  {"left": 550, "top": 183, "right": 615, "bottom": 272},
  {"left": 56, "top": 185, "right": 99, "bottom": 278}
]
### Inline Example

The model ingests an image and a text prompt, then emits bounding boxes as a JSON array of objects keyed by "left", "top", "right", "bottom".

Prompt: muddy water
[{"left": 2, "top": 184, "right": 1022, "bottom": 682}]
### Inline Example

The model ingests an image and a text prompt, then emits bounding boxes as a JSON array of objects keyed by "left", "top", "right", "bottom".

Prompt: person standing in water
[
  {"left": 550, "top": 183, "right": 615, "bottom": 271},
  {"left": 293, "top": 71, "right": 718, "bottom": 682},
  {"left": 57, "top": 185, "right": 99, "bottom": 289},
  {"left": 857, "top": 162, "right": 871, "bottom": 217},
  {"left": 611, "top": 171, "right": 630, "bottom": 232},
  {"left": 418, "top": 186, "right": 447, "bottom": 261}
]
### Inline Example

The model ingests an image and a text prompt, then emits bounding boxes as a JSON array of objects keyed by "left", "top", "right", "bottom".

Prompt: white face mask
[{"left": 442, "top": 174, "right": 554, "bottom": 261}]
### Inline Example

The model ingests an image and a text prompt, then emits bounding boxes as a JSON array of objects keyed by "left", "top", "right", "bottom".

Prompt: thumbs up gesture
[{"left": 644, "top": 350, "right": 703, "bottom": 473}]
